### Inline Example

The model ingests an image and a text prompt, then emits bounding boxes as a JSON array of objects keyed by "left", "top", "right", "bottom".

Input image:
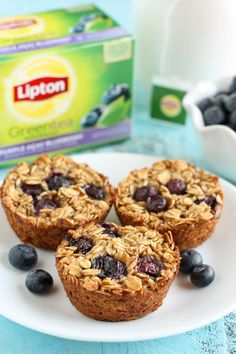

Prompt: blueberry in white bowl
[{"left": 183, "top": 75, "right": 236, "bottom": 183}]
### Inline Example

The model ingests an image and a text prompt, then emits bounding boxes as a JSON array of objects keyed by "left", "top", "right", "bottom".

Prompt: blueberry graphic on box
[
  {"left": 81, "top": 106, "right": 104, "bottom": 128},
  {"left": 102, "top": 84, "right": 131, "bottom": 105},
  {"left": 71, "top": 12, "right": 111, "bottom": 34},
  {"left": 72, "top": 23, "right": 85, "bottom": 33}
]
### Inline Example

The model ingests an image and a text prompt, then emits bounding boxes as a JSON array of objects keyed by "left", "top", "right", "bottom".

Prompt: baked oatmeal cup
[
  {"left": 114, "top": 159, "right": 224, "bottom": 250},
  {"left": 56, "top": 222, "right": 180, "bottom": 322},
  {"left": 1, "top": 154, "right": 113, "bottom": 249}
]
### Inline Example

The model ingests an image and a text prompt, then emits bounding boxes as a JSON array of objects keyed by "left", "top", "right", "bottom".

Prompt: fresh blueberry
[
  {"left": 229, "top": 110, "right": 236, "bottom": 131},
  {"left": 72, "top": 23, "right": 85, "bottom": 33},
  {"left": 21, "top": 183, "right": 43, "bottom": 197},
  {"left": 197, "top": 98, "right": 213, "bottom": 113},
  {"left": 91, "top": 255, "right": 127, "bottom": 279},
  {"left": 136, "top": 256, "right": 163, "bottom": 279},
  {"left": 166, "top": 179, "right": 186, "bottom": 195},
  {"left": 102, "top": 223, "right": 120, "bottom": 238},
  {"left": 180, "top": 249, "right": 203, "bottom": 275},
  {"left": 34, "top": 198, "right": 59, "bottom": 215},
  {"left": 65, "top": 235, "right": 94, "bottom": 254},
  {"left": 212, "top": 93, "right": 227, "bottom": 109},
  {"left": 84, "top": 184, "right": 105, "bottom": 200},
  {"left": 203, "top": 106, "right": 227, "bottom": 126},
  {"left": 229, "top": 76, "right": 236, "bottom": 94},
  {"left": 146, "top": 195, "right": 167, "bottom": 213},
  {"left": 25, "top": 269, "right": 53, "bottom": 294},
  {"left": 8, "top": 244, "right": 38, "bottom": 271},
  {"left": 190, "top": 264, "right": 215, "bottom": 287},
  {"left": 225, "top": 93, "right": 236, "bottom": 113},
  {"left": 46, "top": 173, "right": 73, "bottom": 191},
  {"left": 133, "top": 185, "right": 159, "bottom": 202}
]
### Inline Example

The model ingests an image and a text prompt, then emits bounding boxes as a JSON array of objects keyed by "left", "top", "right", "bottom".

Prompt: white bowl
[{"left": 183, "top": 77, "right": 236, "bottom": 183}]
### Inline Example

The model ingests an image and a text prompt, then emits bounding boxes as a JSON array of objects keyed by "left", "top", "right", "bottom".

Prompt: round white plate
[{"left": 0, "top": 152, "right": 236, "bottom": 342}]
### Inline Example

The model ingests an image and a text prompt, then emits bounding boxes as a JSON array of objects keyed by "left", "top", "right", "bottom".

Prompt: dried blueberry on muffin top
[
  {"left": 0, "top": 154, "right": 113, "bottom": 249},
  {"left": 114, "top": 159, "right": 224, "bottom": 250},
  {"left": 56, "top": 223, "right": 179, "bottom": 321}
]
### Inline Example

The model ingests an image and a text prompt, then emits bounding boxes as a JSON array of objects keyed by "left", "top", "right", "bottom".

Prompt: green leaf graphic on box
[
  {"left": 97, "top": 98, "right": 130, "bottom": 127},
  {"left": 85, "top": 18, "right": 113, "bottom": 32}
]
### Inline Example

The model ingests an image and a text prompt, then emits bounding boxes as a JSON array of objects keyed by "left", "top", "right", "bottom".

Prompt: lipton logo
[
  {"left": 14, "top": 76, "right": 69, "bottom": 102},
  {"left": 0, "top": 19, "right": 37, "bottom": 31},
  {"left": 160, "top": 94, "right": 181, "bottom": 117}
]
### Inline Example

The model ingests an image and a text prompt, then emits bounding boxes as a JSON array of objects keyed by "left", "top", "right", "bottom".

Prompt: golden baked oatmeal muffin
[
  {"left": 1, "top": 154, "right": 113, "bottom": 249},
  {"left": 114, "top": 159, "right": 224, "bottom": 250},
  {"left": 56, "top": 222, "right": 180, "bottom": 321}
]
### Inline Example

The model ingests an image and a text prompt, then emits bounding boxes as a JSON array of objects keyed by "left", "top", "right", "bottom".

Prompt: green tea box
[{"left": 0, "top": 5, "right": 134, "bottom": 165}]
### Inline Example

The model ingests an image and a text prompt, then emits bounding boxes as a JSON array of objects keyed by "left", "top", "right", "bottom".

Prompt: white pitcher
[{"left": 135, "top": 0, "right": 236, "bottom": 89}]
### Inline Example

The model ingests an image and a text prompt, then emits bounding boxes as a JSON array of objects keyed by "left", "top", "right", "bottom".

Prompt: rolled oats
[
  {"left": 56, "top": 223, "right": 180, "bottom": 294},
  {"left": 115, "top": 159, "right": 224, "bottom": 229},
  {"left": 0, "top": 154, "right": 113, "bottom": 249}
]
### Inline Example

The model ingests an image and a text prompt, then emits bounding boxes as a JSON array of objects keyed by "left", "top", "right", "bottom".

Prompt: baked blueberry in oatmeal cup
[
  {"left": 0, "top": 154, "right": 113, "bottom": 249},
  {"left": 114, "top": 159, "right": 224, "bottom": 250},
  {"left": 56, "top": 222, "right": 180, "bottom": 321}
]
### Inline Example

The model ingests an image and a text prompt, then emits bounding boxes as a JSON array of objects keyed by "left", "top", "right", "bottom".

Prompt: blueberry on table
[
  {"left": 225, "top": 93, "right": 236, "bottom": 113},
  {"left": 25, "top": 269, "right": 53, "bottom": 295},
  {"left": 203, "top": 106, "right": 227, "bottom": 125},
  {"left": 190, "top": 264, "right": 215, "bottom": 287},
  {"left": 8, "top": 244, "right": 38, "bottom": 271},
  {"left": 197, "top": 98, "right": 213, "bottom": 113},
  {"left": 180, "top": 249, "right": 203, "bottom": 275}
]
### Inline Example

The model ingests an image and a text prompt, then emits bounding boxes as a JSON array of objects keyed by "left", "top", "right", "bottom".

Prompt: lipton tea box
[{"left": 0, "top": 5, "right": 133, "bottom": 165}]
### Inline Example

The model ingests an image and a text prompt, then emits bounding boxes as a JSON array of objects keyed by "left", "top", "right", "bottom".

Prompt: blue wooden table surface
[{"left": 0, "top": 1, "right": 236, "bottom": 353}]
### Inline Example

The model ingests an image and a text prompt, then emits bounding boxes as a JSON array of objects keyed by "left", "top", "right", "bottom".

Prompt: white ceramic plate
[{"left": 0, "top": 152, "right": 236, "bottom": 342}]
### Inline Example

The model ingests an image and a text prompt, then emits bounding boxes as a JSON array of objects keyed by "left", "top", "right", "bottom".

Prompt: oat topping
[
  {"left": 115, "top": 160, "right": 224, "bottom": 229},
  {"left": 1, "top": 154, "right": 113, "bottom": 228},
  {"left": 56, "top": 223, "right": 179, "bottom": 294}
]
